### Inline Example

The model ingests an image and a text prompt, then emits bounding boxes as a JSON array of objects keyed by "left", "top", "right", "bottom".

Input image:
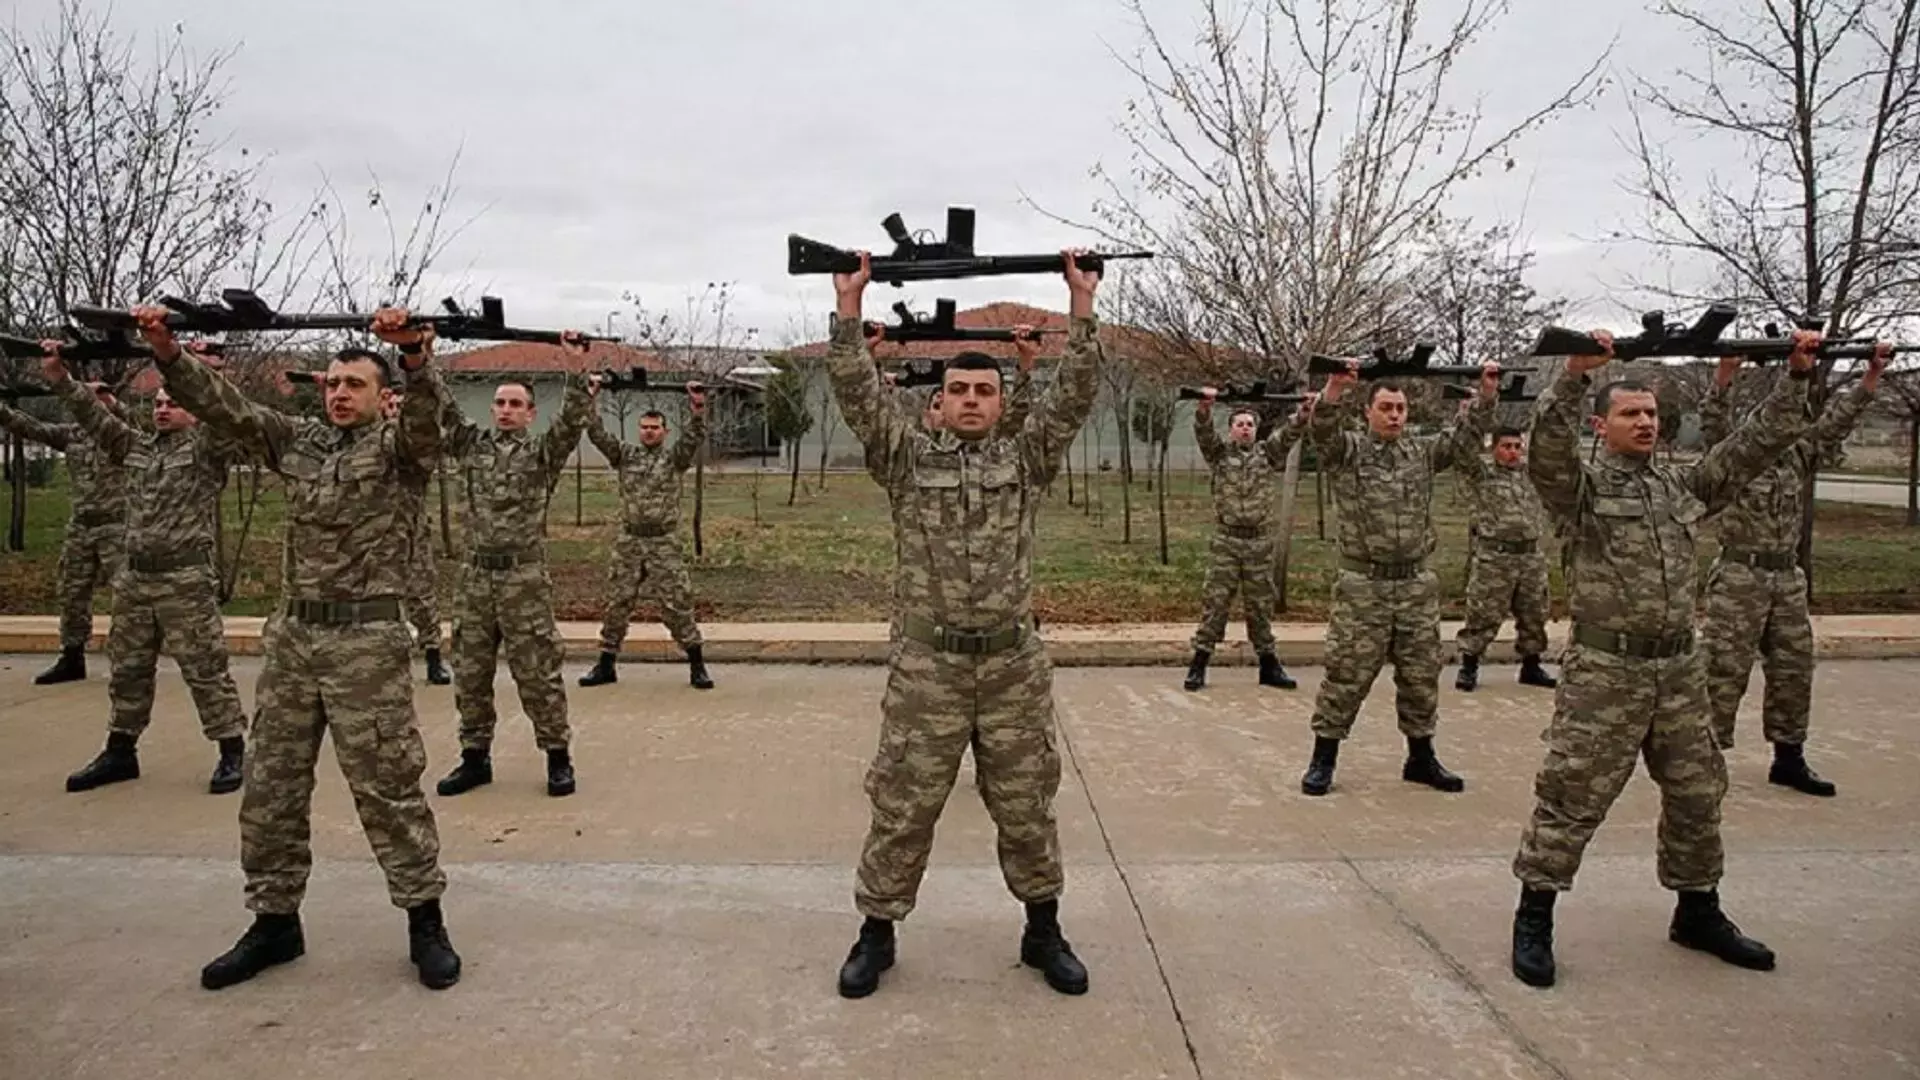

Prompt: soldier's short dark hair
[
  {"left": 948, "top": 352, "right": 1004, "bottom": 385},
  {"left": 1494, "top": 426, "right": 1525, "bottom": 441},
  {"left": 1366, "top": 380, "right": 1406, "bottom": 406},
  {"left": 1229, "top": 407, "right": 1259, "bottom": 426},
  {"left": 496, "top": 381, "right": 536, "bottom": 407},
  {"left": 1593, "top": 379, "right": 1657, "bottom": 417},
  {"left": 640, "top": 409, "right": 667, "bottom": 423},
  {"left": 332, "top": 348, "right": 392, "bottom": 387}
]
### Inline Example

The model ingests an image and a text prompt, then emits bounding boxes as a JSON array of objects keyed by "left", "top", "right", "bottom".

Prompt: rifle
[
  {"left": 1528, "top": 305, "right": 1883, "bottom": 362},
  {"left": 788, "top": 206, "right": 1153, "bottom": 286},
  {"left": 1308, "top": 343, "right": 1536, "bottom": 380},
  {"left": 865, "top": 298, "right": 1061, "bottom": 344},
  {"left": 1176, "top": 379, "right": 1305, "bottom": 405},
  {"left": 886, "top": 357, "right": 950, "bottom": 390},
  {"left": 1442, "top": 374, "right": 1537, "bottom": 403},
  {"left": 69, "top": 291, "right": 615, "bottom": 347},
  {"left": 2, "top": 330, "right": 227, "bottom": 366},
  {"left": 594, "top": 367, "right": 699, "bottom": 394}
]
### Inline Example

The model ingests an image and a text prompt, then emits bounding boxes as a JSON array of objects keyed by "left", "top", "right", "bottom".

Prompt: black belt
[
  {"left": 1478, "top": 537, "right": 1538, "bottom": 556},
  {"left": 1339, "top": 555, "right": 1426, "bottom": 581},
  {"left": 286, "top": 597, "right": 403, "bottom": 626},
  {"left": 625, "top": 523, "right": 674, "bottom": 539},
  {"left": 899, "top": 613, "right": 1033, "bottom": 656},
  {"left": 126, "top": 550, "right": 210, "bottom": 574},
  {"left": 73, "top": 509, "right": 121, "bottom": 528},
  {"left": 1572, "top": 624, "right": 1694, "bottom": 660},
  {"left": 1218, "top": 523, "right": 1267, "bottom": 540},
  {"left": 469, "top": 549, "right": 540, "bottom": 570},
  {"left": 1721, "top": 548, "right": 1798, "bottom": 571}
]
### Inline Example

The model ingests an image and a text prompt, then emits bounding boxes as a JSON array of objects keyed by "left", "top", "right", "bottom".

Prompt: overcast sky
[{"left": 17, "top": 0, "right": 1722, "bottom": 347}]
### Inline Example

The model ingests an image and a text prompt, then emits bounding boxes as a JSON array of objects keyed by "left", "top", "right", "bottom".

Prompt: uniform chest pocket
[
  {"left": 912, "top": 465, "right": 962, "bottom": 490},
  {"left": 279, "top": 451, "right": 323, "bottom": 483},
  {"left": 124, "top": 451, "right": 155, "bottom": 471},
  {"left": 336, "top": 454, "right": 387, "bottom": 484},
  {"left": 979, "top": 459, "right": 1021, "bottom": 490},
  {"left": 162, "top": 446, "right": 197, "bottom": 471},
  {"left": 1589, "top": 495, "right": 1645, "bottom": 519}
]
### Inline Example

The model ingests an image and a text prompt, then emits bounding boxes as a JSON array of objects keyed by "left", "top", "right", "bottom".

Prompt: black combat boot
[
  {"left": 1669, "top": 889, "right": 1775, "bottom": 971},
  {"left": 836, "top": 916, "right": 896, "bottom": 999},
  {"left": 208, "top": 736, "right": 245, "bottom": 795},
  {"left": 66, "top": 731, "right": 139, "bottom": 792},
  {"left": 1182, "top": 650, "right": 1209, "bottom": 691},
  {"left": 687, "top": 645, "right": 714, "bottom": 690},
  {"left": 34, "top": 646, "right": 86, "bottom": 685},
  {"left": 1768, "top": 741, "right": 1836, "bottom": 797},
  {"left": 1402, "top": 735, "right": 1465, "bottom": 792},
  {"left": 1021, "top": 899, "right": 1090, "bottom": 995},
  {"left": 1257, "top": 651, "right": 1297, "bottom": 690},
  {"left": 1455, "top": 653, "right": 1480, "bottom": 692},
  {"left": 546, "top": 747, "right": 576, "bottom": 797},
  {"left": 423, "top": 648, "right": 451, "bottom": 686},
  {"left": 578, "top": 651, "right": 618, "bottom": 687},
  {"left": 1511, "top": 888, "right": 1557, "bottom": 988},
  {"left": 201, "top": 912, "right": 305, "bottom": 990},
  {"left": 407, "top": 900, "right": 462, "bottom": 989},
  {"left": 1300, "top": 736, "right": 1340, "bottom": 796},
  {"left": 435, "top": 747, "right": 492, "bottom": 796},
  {"left": 1518, "top": 654, "right": 1558, "bottom": 689}
]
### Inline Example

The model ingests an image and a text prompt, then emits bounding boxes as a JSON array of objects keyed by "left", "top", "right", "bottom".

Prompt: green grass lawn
[{"left": 3, "top": 463, "right": 1916, "bottom": 623}]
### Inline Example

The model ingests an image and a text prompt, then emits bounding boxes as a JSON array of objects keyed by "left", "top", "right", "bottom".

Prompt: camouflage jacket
[
  {"left": 1310, "top": 394, "right": 1493, "bottom": 563},
  {"left": 588, "top": 405, "right": 706, "bottom": 533},
  {"left": 1529, "top": 367, "right": 1810, "bottom": 639},
  {"left": 155, "top": 348, "right": 444, "bottom": 603},
  {"left": 1699, "top": 379, "right": 1875, "bottom": 556},
  {"left": 0, "top": 400, "right": 131, "bottom": 523},
  {"left": 55, "top": 380, "right": 245, "bottom": 561},
  {"left": 1195, "top": 407, "right": 1307, "bottom": 532},
  {"left": 1458, "top": 454, "right": 1548, "bottom": 545},
  {"left": 438, "top": 372, "right": 590, "bottom": 553},
  {"left": 830, "top": 314, "right": 1102, "bottom": 631}
]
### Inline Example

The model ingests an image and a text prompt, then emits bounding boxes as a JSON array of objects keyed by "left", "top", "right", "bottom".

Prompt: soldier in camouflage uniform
[
  {"left": 828, "top": 250, "right": 1103, "bottom": 1000},
  {"left": 577, "top": 387, "right": 712, "bottom": 689},
  {"left": 131, "top": 305, "right": 464, "bottom": 993},
  {"left": 39, "top": 345, "right": 250, "bottom": 795},
  {"left": 383, "top": 391, "right": 451, "bottom": 686},
  {"left": 1180, "top": 392, "right": 1309, "bottom": 692},
  {"left": 1506, "top": 331, "right": 1822, "bottom": 988},
  {"left": 0, "top": 386, "right": 129, "bottom": 684},
  {"left": 1454, "top": 425, "right": 1558, "bottom": 692},
  {"left": 1697, "top": 348, "right": 1888, "bottom": 797},
  {"left": 1298, "top": 364, "right": 1500, "bottom": 797},
  {"left": 431, "top": 365, "right": 596, "bottom": 799}
]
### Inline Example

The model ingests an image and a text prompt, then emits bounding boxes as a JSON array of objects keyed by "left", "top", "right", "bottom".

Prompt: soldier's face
[
  {"left": 1595, "top": 390, "right": 1660, "bottom": 456},
  {"left": 324, "top": 359, "right": 386, "bottom": 428},
  {"left": 1228, "top": 412, "right": 1258, "bottom": 443},
  {"left": 941, "top": 370, "right": 1003, "bottom": 439},
  {"left": 1366, "top": 388, "right": 1407, "bottom": 439},
  {"left": 638, "top": 416, "right": 668, "bottom": 446},
  {"left": 1493, "top": 436, "right": 1524, "bottom": 467},
  {"left": 493, "top": 383, "right": 535, "bottom": 432},
  {"left": 151, "top": 390, "right": 196, "bottom": 432}
]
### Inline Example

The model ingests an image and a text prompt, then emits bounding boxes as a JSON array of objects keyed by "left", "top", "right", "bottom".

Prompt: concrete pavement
[
  {"left": 1, "top": 654, "right": 1916, "bottom": 1079},
  {"left": 1817, "top": 473, "right": 1914, "bottom": 509}
]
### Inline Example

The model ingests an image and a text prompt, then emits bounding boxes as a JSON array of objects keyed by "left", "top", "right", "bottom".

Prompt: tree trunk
[
  {"left": 1156, "top": 439, "right": 1171, "bottom": 564},
  {"left": 1118, "top": 411, "right": 1134, "bottom": 544},
  {"left": 1314, "top": 467, "right": 1327, "bottom": 539},
  {"left": 1275, "top": 441, "right": 1303, "bottom": 614},
  {"left": 9, "top": 433, "right": 27, "bottom": 551},
  {"left": 575, "top": 446, "right": 585, "bottom": 527},
  {"left": 1908, "top": 415, "right": 1919, "bottom": 527},
  {"left": 1066, "top": 442, "right": 1076, "bottom": 505},
  {"left": 816, "top": 421, "right": 831, "bottom": 488},
  {"left": 788, "top": 440, "right": 801, "bottom": 506}
]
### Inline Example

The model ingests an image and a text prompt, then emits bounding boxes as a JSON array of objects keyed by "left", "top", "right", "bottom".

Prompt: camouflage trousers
[
  {"left": 105, "top": 562, "right": 245, "bottom": 742},
  {"left": 856, "top": 634, "right": 1064, "bottom": 921},
  {"left": 242, "top": 611, "right": 446, "bottom": 914},
  {"left": 452, "top": 560, "right": 571, "bottom": 751},
  {"left": 56, "top": 519, "right": 123, "bottom": 649},
  {"left": 1456, "top": 548, "right": 1551, "bottom": 658},
  {"left": 1189, "top": 530, "right": 1277, "bottom": 654},
  {"left": 595, "top": 532, "right": 703, "bottom": 653},
  {"left": 1512, "top": 642, "right": 1727, "bottom": 892},
  {"left": 405, "top": 515, "right": 442, "bottom": 654},
  {"left": 1310, "top": 569, "right": 1442, "bottom": 740},
  {"left": 1700, "top": 561, "right": 1814, "bottom": 748}
]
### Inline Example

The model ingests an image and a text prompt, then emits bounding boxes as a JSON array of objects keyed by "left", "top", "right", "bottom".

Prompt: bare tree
[
  {"left": 1131, "top": 384, "right": 1178, "bottom": 563},
  {"left": 1409, "top": 219, "right": 1569, "bottom": 364},
  {"left": 764, "top": 357, "right": 813, "bottom": 506}
]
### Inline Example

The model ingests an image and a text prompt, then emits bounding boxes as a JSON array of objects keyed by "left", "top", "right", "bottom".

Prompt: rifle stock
[
  {"left": 69, "top": 291, "right": 615, "bottom": 347},
  {"left": 787, "top": 205, "right": 1152, "bottom": 286}
]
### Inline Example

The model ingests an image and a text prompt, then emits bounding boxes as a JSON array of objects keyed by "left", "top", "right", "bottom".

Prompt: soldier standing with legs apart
[
  {"left": 131, "top": 306, "right": 463, "bottom": 992},
  {"left": 1181, "top": 391, "right": 1308, "bottom": 692},
  {"left": 432, "top": 361, "right": 595, "bottom": 798},
  {"left": 1698, "top": 345, "right": 1889, "bottom": 796},
  {"left": 1454, "top": 425, "right": 1558, "bottom": 692},
  {"left": 42, "top": 343, "right": 251, "bottom": 795},
  {"left": 1507, "top": 330, "right": 1822, "bottom": 988},
  {"left": 386, "top": 390, "right": 451, "bottom": 686},
  {"left": 1299, "top": 364, "right": 1499, "bottom": 796},
  {"left": 828, "top": 250, "right": 1103, "bottom": 999},
  {"left": 577, "top": 386, "right": 712, "bottom": 689},
  {"left": 0, "top": 385, "right": 129, "bottom": 684}
]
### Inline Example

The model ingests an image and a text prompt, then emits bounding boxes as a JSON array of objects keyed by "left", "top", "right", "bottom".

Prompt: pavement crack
[
  {"left": 1053, "top": 707, "right": 1205, "bottom": 1080},
  {"left": 1336, "top": 853, "right": 1572, "bottom": 1080}
]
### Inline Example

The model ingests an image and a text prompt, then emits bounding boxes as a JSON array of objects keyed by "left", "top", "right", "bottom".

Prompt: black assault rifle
[
  {"left": 788, "top": 206, "right": 1153, "bottom": 287},
  {"left": 1308, "top": 343, "right": 1535, "bottom": 379},
  {"left": 865, "top": 298, "right": 1060, "bottom": 344},
  {"left": 69, "top": 291, "right": 615, "bottom": 347},
  {"left": 594, "top": 368, "right": 701, "bottom": 394},
  {"left": 2, "top": 330, "right": 225, "bottom": 366},
  {"left": 1527, "top": 305, "right": 1890, "bottom": 362},
  {"left": 1176, "top": 379, "right": 1305, "bottom": 405},
  {"left": 1442, "top": 374, "right": 1537, "bottom": 403}
]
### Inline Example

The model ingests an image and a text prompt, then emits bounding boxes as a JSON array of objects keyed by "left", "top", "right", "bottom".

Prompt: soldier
[
  {"left": 1180, "top": 391, "right": 1309, "bottom": 692},
  {"left": 1698, "top": 346, "right": 1890, "bottom": 796},
  {"left": 431, "top": 362, "right": 595, "bottom": 799},
  {"left": 39, "top": 344, "right": 250, "bottom": 795},
  {"left": 1299, "top": 365, "right": 1499, "bottom": 796},
  {"left": 384, "top": 390, "right": 452, "bottom": 686},
  {"left": 1454, "top": 425, "right": 1558, "bottom": 692},
  {"left": 1507, "top": 331, "right": 1822, "bottom": 989},
  {"left": 0, "top": 384, "right": 129, "bottom": 684},
  {"left": 577, "top": 385, "right": 712, "bottom": 690},
  {"left": 827, "top": 250, "right": 1103, "bottom": 1000},
  {"left": 130, "top": 305, "right": 463, "bottom": 992}
]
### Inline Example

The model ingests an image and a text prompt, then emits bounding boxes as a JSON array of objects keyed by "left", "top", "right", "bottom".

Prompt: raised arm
[
  {"left": 1806, "top": 376, "right": 1879, "bottom": 467},
  {"left": 393, "top": 360, "right": 446, "bottom": 472},
  {"left": 1698, "top": 357, "right": 1741, "bottom": 450},
  {"left": 130, "top": 310, "right": 300, "bottom": 465},
  {"left": 1309, "top": 380, "right": 1358, "bottom": 470},
  {"left": 1000, "top": 368, "right": 1035, "bottom": 432},
  {"left": 1526, "top": 367, "right": 1592, "bottom": 524},
  {"left": 670, "top": 388, "right": 709, "bottom": 473},
  {"left": 1022, "top": 255, "right": 1106, "bottom": 481},
  {"left": 1194, "top": 402, "right": 1225, "bottom": 466},
  {"left": 433, "top": 370, "right": 485, "bottom": 459},
  {"left": 1259, "top": 403, "right": 1311, "bottom": 467},
  {"left": 55, "top": 377, "right": 138, "bottom": 462},
  {"left": 1685, "top": 347, "right": 1815, "bottom": 514},
  {"left": 540, "top": 372, "right": 593, "bottom": 477},
  {"left": 0, "top": 400, "right": 79, "bottom": 450},
  {"left": 1428, "top": 365, "right": 1502, "bottom": 474}
]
